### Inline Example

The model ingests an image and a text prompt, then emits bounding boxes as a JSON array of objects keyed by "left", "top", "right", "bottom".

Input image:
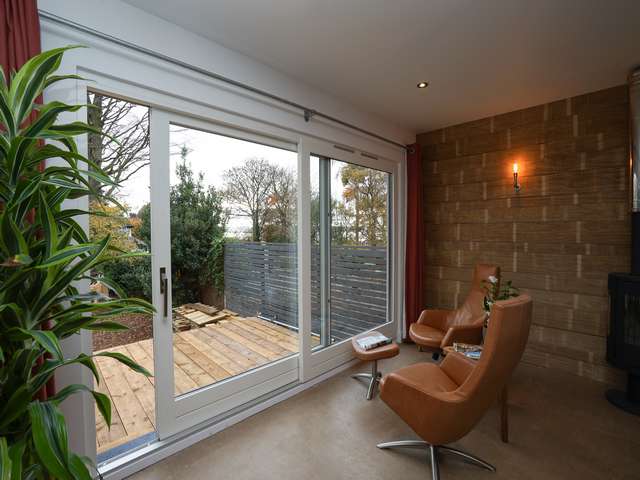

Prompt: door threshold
[{"left": 99, "top": 358, "right": 359, "bottom": 480}]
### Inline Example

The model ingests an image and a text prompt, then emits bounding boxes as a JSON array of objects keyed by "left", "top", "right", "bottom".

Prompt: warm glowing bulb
[{"left": 513, "top": 163, "right": 519, "bottom": 174}]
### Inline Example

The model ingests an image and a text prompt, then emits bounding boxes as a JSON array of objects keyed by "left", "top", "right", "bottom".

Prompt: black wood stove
[{"left": 606, "top": 67, "right": 640, "bottom": 415}]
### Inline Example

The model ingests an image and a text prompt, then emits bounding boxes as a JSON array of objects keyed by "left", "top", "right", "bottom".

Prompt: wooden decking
[{"left": 95, "top": 317, "right": 307, "bottom": 454}]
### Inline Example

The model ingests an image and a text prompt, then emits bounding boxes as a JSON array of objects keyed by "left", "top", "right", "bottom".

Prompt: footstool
[{"left": 351, "top": 331, "right": 399, "bottom": 400}]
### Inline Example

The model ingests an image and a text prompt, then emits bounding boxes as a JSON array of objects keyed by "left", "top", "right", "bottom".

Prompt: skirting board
[{"left": 101, "top": 357, "right": 360, "bottom": 480}]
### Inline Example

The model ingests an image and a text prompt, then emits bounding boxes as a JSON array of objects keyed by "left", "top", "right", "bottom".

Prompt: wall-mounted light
[
  {"left": 417, "top": 81, "right": 429, "bottom": 89},
  {"left": 513, "top": 162, "right": 521, "bottom": 193}
]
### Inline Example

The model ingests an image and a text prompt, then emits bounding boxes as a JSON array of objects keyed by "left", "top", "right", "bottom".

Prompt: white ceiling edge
[
  {"left": 38, "top": 0, "right": 416, "bottom": 146},
  {"left": 121, "top": 0, "right": 640, "bottom": 134}
]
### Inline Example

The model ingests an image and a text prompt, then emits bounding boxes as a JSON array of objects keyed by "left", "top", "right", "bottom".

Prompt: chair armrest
[
  {"left": 440, "top": 320, "right": 484, "bottom": 348},
  {"left": 441, "top": 352, "right": 476, "bottom": 385},
  {"left": 416, "top": 308, "right": 451, "bottom": 330}
]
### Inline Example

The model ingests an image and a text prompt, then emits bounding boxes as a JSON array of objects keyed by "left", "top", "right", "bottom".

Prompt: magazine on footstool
[
  {"left": 357, "top": 333, "right": 392, "bottom": 351},
  {"left": 453, "top": 342, "right": 483, "bottom": 360}
]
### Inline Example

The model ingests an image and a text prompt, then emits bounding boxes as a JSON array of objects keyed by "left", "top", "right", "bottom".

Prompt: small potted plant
[{"left": 482, "top": 276, "right": 519, "bottom": 334}]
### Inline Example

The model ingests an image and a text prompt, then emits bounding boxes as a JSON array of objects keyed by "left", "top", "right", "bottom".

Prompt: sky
[{"left": 118, "top": 119, "right": 352, "bottom": 238}]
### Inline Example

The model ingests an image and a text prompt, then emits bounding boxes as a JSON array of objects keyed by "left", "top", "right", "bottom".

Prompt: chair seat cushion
[
  {"left": 380, "top": 362, "right": 458, "bottom": 394},
  {"left": 351, "top": 331, "right": 400, "bottom": 361},
  {"left": 409, "top": 323, "right": 444, "bottom": 348}
]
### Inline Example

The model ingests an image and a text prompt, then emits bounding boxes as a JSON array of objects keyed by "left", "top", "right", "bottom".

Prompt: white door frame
[
  {"left": 297, "top": 137, "right": 398, "bottom": 382},
  {"left": 149, "top": 109, "right": 301, "bottom": 438}
]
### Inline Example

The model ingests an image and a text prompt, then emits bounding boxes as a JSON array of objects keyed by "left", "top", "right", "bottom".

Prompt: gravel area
[{"left": 92, "top": 313, "right": 154, "bottom": 351}]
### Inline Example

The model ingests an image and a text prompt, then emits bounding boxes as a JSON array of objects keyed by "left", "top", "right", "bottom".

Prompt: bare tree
[
  {"left": 87, "top": 92, "right": 150, "bottom": 197},
  {"left": 264, "top": 166, "right": 296, "bottom": 242},
  {"left": 223, "top": 157, "right": 276, "bottom": 241}
]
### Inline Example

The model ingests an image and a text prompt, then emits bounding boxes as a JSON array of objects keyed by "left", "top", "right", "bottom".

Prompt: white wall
[
  {"left": 38, "top": 0, "right": 414, "bottom": 149},
  {"left": 37, "top": 0, "right": 411, "bottom": 465}
]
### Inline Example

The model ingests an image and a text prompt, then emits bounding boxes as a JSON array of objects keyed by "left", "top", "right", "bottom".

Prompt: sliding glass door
[
  {"left": 91, "top": 101, "right": 398, "bottom": 453},
  {"left": 150, "top": 111, "right": 301, "bottom": 437},
  {"left": 311, "top": 156, "right": 391, "bottom": 347},
  {"left": 300, "top": 139, "right": 396, "bottom": 381}
]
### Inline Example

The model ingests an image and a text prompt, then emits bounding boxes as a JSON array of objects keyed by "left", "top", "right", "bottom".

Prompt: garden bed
[{"left": 92, "top": 313, "right": 154, "bottom": 351}]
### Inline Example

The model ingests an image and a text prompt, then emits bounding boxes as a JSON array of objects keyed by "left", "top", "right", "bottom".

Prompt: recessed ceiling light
[{"left": 417, "top": 81, "right": 429, "bottom": 89}]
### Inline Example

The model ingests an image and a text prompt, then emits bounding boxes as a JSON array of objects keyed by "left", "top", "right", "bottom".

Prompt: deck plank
[
  {"left": 240, "top": 318, "right": 300, "bottom": 351},
  {"left": 137, "top": 338, "right": 198, "bottom": 395},
  {"left": 213, "top": 322, "right": 288, "bottom": 360},
  {"left": 94, "top": 360, "right": 127, "bottom": 449},
  {"left": 96, "top": 316, "right": 309, "bottom": 455},
  {"left": 198, "top": 327, "right": 266, "bottom": 368},
  {"left": 236, "top": 319, "right": 299, "bottom": 346},
  {"left": 172, "top": 343, "right": 216, "bottom": 389},
  {"left": 180, "top": 329, "right": 247, "bottom": 376},
  {"left": 220, "top": 321, "right": 295, "bottom": 356},
  {"left": 126, "top": 340, "right": 156, "bottom": 385},
  {"left": 116, "top": 345, "right": 156, "bottom": 429},
  {"left": 174, "top": 334, "right": 232, "bottom": 381},
  {"left": 98, "top": 349, "right": 154, "bottom": 438}
]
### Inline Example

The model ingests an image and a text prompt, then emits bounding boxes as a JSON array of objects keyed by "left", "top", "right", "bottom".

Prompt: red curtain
[
  {"left": 1, "top": 0, "right": 41, "bottom": 78},
  {"left": 404, "top": 143, "right": 424, "bottom": 340},
  {"left": 1, "top": 0, "right": 50, "bottom": 399}
]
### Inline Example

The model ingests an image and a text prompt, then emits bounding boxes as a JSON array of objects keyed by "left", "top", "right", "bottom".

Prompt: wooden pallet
[
  {"left": 95, "top": 316, "right": 313, "bottom": 455},
  {"left": 173, "top": 303, "right": 235, "bottom": 329}
]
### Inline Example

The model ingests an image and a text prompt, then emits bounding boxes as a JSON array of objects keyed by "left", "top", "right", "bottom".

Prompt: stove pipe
[{"left": 630, "top": 68, "right": 640, "bottom": 274}]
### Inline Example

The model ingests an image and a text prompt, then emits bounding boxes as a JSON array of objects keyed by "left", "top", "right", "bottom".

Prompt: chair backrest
[
  {"left": 454, "top": 294, "right": 533, "bottom": 428},
  {"left": 445, "top": 264, "right": 500, "bottom": 329}
]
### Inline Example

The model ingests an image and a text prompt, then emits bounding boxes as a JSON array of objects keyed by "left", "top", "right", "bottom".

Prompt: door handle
[{"left": 160, "top": 267, "right": 168, "bottom": 318}]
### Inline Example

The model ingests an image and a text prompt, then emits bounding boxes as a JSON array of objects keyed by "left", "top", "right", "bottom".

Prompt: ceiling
[{"left": 123, "top": 0, "right": 640, "bottom": 134}]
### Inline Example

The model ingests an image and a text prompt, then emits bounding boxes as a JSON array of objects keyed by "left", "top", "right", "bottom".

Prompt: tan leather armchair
[
  {"left": 379, "top": 294, "right": 532, "bottom": 480},
  {"left": 409, "top": 264, "right": 500, "bottom": 358}
]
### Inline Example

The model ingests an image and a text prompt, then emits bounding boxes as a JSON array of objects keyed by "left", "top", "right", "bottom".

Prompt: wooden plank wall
[
  {"left": 417, "top": 85, "right": 630, "bottom": 385},
  {"left": 224, "top": 242, "right": 388, "bottom": 341}
]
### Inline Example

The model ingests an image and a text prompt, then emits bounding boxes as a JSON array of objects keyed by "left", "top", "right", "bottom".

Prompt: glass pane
[
  {"left": 310, "top": 156, "right": 322, "bottom": 345},
  {"left": 169, "top": 125, "right": 298, "bottom": 398},
  {"left": 87, "top": 92, "right": 156, "bottom": 460},
  {"left": 310, "top": 155, "right": 390, "bottom": 349},
  {"left": 330, "top": 160, "right": 389, "bottom": 341}
]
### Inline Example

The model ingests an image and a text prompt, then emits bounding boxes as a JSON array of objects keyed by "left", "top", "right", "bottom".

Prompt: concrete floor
[{"left": 131, "top": 344, "right": 640, "bottom": 480}]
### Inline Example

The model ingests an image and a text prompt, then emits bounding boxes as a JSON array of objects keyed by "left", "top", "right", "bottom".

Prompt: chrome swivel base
[
  {"left": 377, "top": 440, "right": 496, "bottom": 480},
  {"left": 351, "top": 360, "right": 382, "bottom": 400}
]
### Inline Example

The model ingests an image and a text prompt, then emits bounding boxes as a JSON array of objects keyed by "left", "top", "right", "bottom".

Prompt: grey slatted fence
[{"left": 224, "top": 242, "right": 388, "bottom": 341}]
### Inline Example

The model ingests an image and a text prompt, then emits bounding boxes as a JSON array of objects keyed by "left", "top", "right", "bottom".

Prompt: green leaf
[
  {"left": 22, "top": 101, "right": 83, "bottom": 140},
  {"left": 35, "top": 243, "right": 95, "bottom": 269},
  {"left": 0, "top": 85, "right": 16, "bottom": 137},
  {"left": 0, "top": 438, "right": 11, "bottom": 480},
  {"left": 28, "top": 354, "right": 100, "bottom": 392},
  {"left": 68, "top": 453, "right": 92, "bottom": 480},
  {"left": 11, "top": 46, "right": 82, "bottom": 127},
  {"left": 28, "top": 402, "right": 74, "bottom": 480},
  {"left": 31, "top": 236, "right": 110, "bottom": 322},
  {"left": 7, "top": 439, "right": 25, "bottom": 480},
  {"left": 85, "top": 321, "right": 129, "bottom": 332},
  {"left": 95, "top": 351, "right": 153, "bottom": 377},
  {"left": 0, "top": 212, "right": 29, "bottom": 258},
  {"left": 7, "top": 135, "right": 33, "bottom": 185},
  {"left": 0, "top": 385, "right": 33, "bottom": 429},
  {"left": 39, "top": 190, "right": 59, "bottom": 258},
  {"left": 50, "top": 385, "right": 112, "bottom": 428},
  {"left": 19, "top": 329, "right": 64, "bottom": 361},
  {"left": 91, "top": 391, "right": 111, "bottom": 428}
]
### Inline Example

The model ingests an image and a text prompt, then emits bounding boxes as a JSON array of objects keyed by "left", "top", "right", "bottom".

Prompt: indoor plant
[
  {"left": 482, "top": 275, "right": 520, "bottom": 323},
  {"left": 0, "top": 47, "right": 153, "bottom": 479}
]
